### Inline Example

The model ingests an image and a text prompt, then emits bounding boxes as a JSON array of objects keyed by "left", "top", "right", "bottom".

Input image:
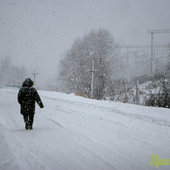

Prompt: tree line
[
  {"left": 58, "top": 29, "right": 170, "bottom": 108},
  {"left": 0, "top": 57, "right": 27, "bottom": 88}
]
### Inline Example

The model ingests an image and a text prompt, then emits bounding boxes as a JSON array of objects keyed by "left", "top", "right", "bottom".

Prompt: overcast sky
[{"left": 0, "top": 0, "right": 170, "bottom": 87}]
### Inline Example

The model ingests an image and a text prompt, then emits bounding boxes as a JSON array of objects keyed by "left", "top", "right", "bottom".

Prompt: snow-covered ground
[{"left": 0, "top": 87, "right": 170, "bottom": 170}]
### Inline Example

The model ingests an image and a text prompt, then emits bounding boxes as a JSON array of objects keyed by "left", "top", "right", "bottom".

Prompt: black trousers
[{"left": 23, "top": 114, "right": 34, "bottom": 125}]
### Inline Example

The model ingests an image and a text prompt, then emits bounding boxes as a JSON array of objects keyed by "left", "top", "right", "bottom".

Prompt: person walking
[{"left": 18, "top": 78, "right": 44, "bottom": 129}]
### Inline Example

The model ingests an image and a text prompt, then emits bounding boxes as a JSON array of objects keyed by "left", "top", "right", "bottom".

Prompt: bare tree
[
  {"left": 0, "top": 57, "right": 27, "bottom": 87},
  {"left": 0, "top": 57, "right": 12, "bottom": 87}
]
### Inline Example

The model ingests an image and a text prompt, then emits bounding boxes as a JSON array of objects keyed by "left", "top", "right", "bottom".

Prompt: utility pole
[
  {"left": 126, "top": 46, "right": 130, "bottom": 82},
  {"left": 91, "top": 59, "right": 94, "bottom": 98},
  {"left": 119, "top": 45, "right": 147, "bottom": 82},
  {"left": 147, "top": 29, "right": 170, "bottom": 74},
  {"left": 119, "top": 44, "right": 170, "bottom": 79},
  {"left": 135, "top": 80, "right": 139, "bottom": 104},
  {"left": 32, "top": 69, "right": 38, "bottom": 86},
  {"left": 151, "top": 32, "right": 154, "bottom": 73}
]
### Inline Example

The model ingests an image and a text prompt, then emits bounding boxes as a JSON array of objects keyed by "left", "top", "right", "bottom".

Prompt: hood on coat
[{"left": 22, "top": 78, "right": 34, "bottom": 87}]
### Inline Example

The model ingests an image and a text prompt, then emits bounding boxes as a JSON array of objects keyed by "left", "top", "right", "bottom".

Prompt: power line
[
  {"left": 147, "top": 29, "right": 170, "bottom": 74},
  {"left": 117, "top": 44, "right": 169, "bottom": 80},
  {"left": 148, "top": 29, "right": 170, "bottom": 34},
  {"left": 119, "top": 45, "right": 169, "bottom": 49}
]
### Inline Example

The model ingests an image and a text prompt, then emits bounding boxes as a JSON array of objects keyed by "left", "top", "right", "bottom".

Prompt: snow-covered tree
[{"left": 58, "top": 29, "right": 118, "bottom": 99}]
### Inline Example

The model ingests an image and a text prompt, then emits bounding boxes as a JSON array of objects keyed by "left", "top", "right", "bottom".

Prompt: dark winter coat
[{"left": 18, "top": 78, "right": 44, "bottom": 115}]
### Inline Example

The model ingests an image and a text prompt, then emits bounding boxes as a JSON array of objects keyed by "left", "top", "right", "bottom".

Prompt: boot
[
  {"left": 29, "top": 121, "right": 33, "bottom": 130},
  {"left": 30, "top": 125, "right": 33, "bottom": 129},
  {"left": 25, "top": 121, "right": 29, "bottom": 130}
]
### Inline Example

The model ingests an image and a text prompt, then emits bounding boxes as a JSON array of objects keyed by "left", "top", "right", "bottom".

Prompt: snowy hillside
[{"left": 0, "top": 87, "right": 170, "bottom": 170}]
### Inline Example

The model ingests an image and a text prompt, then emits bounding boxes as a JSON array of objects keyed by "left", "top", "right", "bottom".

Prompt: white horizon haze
[{"left": 1, "top": 0, "right": 170, "bottom": 88}]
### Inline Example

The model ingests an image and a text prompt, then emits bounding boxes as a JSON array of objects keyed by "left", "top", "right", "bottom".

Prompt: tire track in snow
[
  {"left": 0, "top": 124, "right": 18, "bottom": 170},
  {"left": 45, "top": 97, "right": 170, "bottom": 159},
  {"left": 43, "top": 118, "right": 116, "bottom": 170},
  {"left": 49, "top": 118, "right": 65, "bottom": 128},
  {"left": 1, "top": 118, "right": 50, "bottom": 170},
  {"left": 112, "top": 108, "right": 170, "bottom": 128},
  {"left": 46, "top": 105, "right": 142, "bottom": 170},
  {"left": 47, "top": 119, "right": 117, "bottom": 170},
  {"left": 44, "top": 107, "right": 117, "bottom": 170},
  {"left": 45, "top": 96, "right": 170, "bottom": 128},
  {"left": 47, "top": 116, "right": 140, "bottom": 170}
]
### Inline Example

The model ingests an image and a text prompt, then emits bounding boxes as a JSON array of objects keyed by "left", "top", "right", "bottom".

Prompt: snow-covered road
[{"left": 0, "top": 88, "right": 170, "bottom": 170}]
